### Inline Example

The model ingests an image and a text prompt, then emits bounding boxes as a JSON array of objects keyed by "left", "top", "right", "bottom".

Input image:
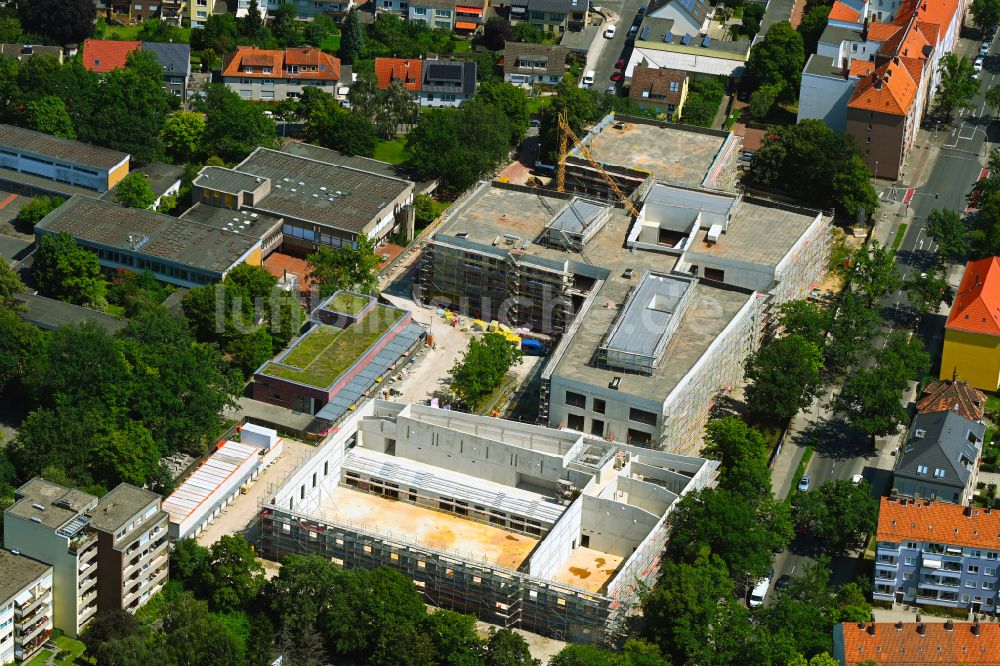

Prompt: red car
[
  {"left": 610, "top": 72, "right": 623, "bottom": 81},
  {"left": 615, "top": 58, "right": 626, "bottom": 69}
]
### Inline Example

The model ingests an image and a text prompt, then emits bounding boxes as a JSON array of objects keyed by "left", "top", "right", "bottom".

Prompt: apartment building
[
  {"left": 0, "top": 124, "right": 129, "bottom": 195},
  {"left": 222, "top": 46, "right": 341, "bottom": 101},
  {"left": 2, "top": 479, "right": 168, "bottom": 637},
  {"left": 626, "top": 16, "right": 752, "bottom": 80},
  {"left": 873, "top": 497, "right": 1000, "bottom": 613},
  {"left": 833, "top": 621, "right": 1000, "bottom": 666},
  {"left": 892, "top": 410, "right": 984, "bottom": 505},
  {"left": 916, "top": 377, "right": 987, "bottom": 422},
  {"left": 628, "top": 67, "right": 687, "bottom": 120},
  {"left": 0, "top": 44, "right": 63, "bottom": 63},
  {"left": 510, "top": 0, "right": 588, "bottom": 33},
  {"left": 188, "top": 0, "right": 220, "bottom": 25},
  {"left": 235, "top": 0, "right": 356, "bottom": 18},
  {"left": 797, "top": 0, "right": 966, "bottom": 179},
  {"left": 0, "top": 550, "right": 53, "bottom": 665},
  {"left": 503, "top": 42, "right": 568, "bottom": 86},
  {"left": 107, "top": 0, "right": 184, "bottom": 23},
  {"left": 940, "top": 257, "right": 1000, "bottom": 392},
  {"left": 373, "top": 58, "right": 477, "bottom": 106},
  {"left": 82, "top": 40, "right": 192, "bottom": 101},
  {"left": 88, "top": 485, "right": 169, "bottom": 615}
]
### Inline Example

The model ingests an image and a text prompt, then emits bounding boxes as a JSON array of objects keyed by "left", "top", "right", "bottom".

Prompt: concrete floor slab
[{"left": 553, "top": 546, "right": 623, "bottom": 592}]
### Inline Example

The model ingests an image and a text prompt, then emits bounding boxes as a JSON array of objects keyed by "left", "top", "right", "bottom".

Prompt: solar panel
[
  {"left": 678, "top": 0, "right": 696, "bottom": 12},
  {"left": 640, "top": 25, "right": 650, "bottom": 40},
  {"left": 663, "top": 31, "right": 673, "bottom": 42},
  {"left": 702, "top": 36, "right": 711, "bottom": 47},
  {"left": 681, "top": 33, "right": 691, "bottom": 45}
]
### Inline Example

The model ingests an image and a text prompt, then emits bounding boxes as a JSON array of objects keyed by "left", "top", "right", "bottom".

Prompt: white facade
[
  {"left": 0, "top": 563, "right": 53, "bottom": 665},
  {"left": 409, "top": 5, "right": 457, "bottom": 29},
  {"left": 0, "top": 148, "right": 127, "bottom": 193}
]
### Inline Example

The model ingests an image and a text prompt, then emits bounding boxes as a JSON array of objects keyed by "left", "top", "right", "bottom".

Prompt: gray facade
[
  {"left": 893, "top": 411, "right": 984, "bottom": 506},
  {"left": 142, "top": 42, "right": 191, "bottom": 101}
]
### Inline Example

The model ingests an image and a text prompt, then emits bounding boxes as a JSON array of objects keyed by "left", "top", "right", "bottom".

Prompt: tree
[
  {"left": 642, "top": 552, "right": 735, "bottom": 664},
  {"left": 483, "top": 16, "right": 513, "bottom": 50},
  {"left": 33, "top": 232, "right": 106, "bottom": 305},
  {"left": 304, "top": 96, "right": 378, "bottom": 157},
  {"left": 973, "top": 0, "right": 1000, "bottom": 37},
  {"left": 82, "top": 609, "right": 141, "bottom": 658},
  {"left": 20, "top": 0, "right": 95, "bottom": 45},
  {"left": 778, "top": 299, "right": 830, "bottom": 348},
  {"left": 793, "top": 479, "right": 878, "bottom": 553},
  {"left": 823, "top": 290, "right": 881, "bottom": 376},
  {"left": 170, "top": 538, "right": 211, "bottom": 591},
  {"left": 904, "top": 266, "right": 953, "bottom": 317},
  {"left": 450, "top": 332, "right": 523, "bottom": 406},
  {"left": 483, "top": 628, "right": 539, "bottom": 666},
  {"left": 240, "top": 0, "right": 266, "bottom": 38},
  {"left": 925, "top": 208, "right": 970, "bottom": 259},
  {"left": 306, "top": 235, "right": 380, "bottom": 298},
  {"left": 115, "top": 172, "right": 157, "bottom": 209},
  {"left": 412, "top": 194, "right": 441, "bottom": 228},
  {"left": 935, "top": 53, "right": 980, "bottom": 120},
  {"left": 303, "top": 14, "right": 337, "bottom": 45},
  {"left": 271, "top": 3, "right": 302, "bottom": 46},
  {"left": 24, "top": 95, "right": 75, "bottom": 138},
  {"left": 199, "top": 535, "right": 265, "bottom": 612},
  {"left": 191, "top": 13, "right": 238, "bottom": 55},
  {"left": 851, "top": 240, "right": 900, "bottom": 308},
  {"left": 749, "top": 81, "right": 782, "bottom": 120},
  {"left": 745, "top": 22, "right": 804, "bottom": 95},
  {"left": 0, "top": 308, "right": 43, "bottom": 396},
  {"left": 744, "top": 334, "right": 824, "bottom": 422},
  {"left": 268, "top": 554, "right": 346, "bottom": 637},
  {"left": 738, "top": 3, "right": 765, "bottom": 37},
  {"left": 0, "top": 17, "right": 22, "bottom": 44},
  {"left": 15, "top": 195, "right": 63, "bottom": 230},
  {"left": 476, "top": 80, "right": 530, "bottom": 147},
  {"left": 161, "top": 111, "right": 206, "bottom": 164},
  {"left": 538, "top": 77, "right": 597, "bottom": 162},
  {"left": 797, "top": 4, "right": 829, "bottom": 53},
  {"left": 0, "top": 257, "right": 24, "bottom": 306},
  {"left": 420, "top": 610, "right": 484, "bottom": 665},
  {"left": 339, "top": 9, "right": 364, "bottom": 65},
  {"left": 512, "top": 22, "right": 544, "bottom": 43},
  {"left": 199, "top": 84, "right": 278, "bottom": 162},
  {"left": 137, "top": 18, "right": 184, "bottom": 43},
  {"left": 700, "top": 417, "right": 771, "bottom": 495}
]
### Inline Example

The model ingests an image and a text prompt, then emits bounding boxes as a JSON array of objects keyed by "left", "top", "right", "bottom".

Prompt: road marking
[
  {"left": 918, "top": 239, "right": 924, "bottom": 250},
  {"left": 0, "top": 193, "right": 17, "bottom": 210}
]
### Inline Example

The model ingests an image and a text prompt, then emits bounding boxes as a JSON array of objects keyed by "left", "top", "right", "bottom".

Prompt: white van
[
  {"left": 583, "top": 70, "right": 595, "bottom": 87},
  {"left": 748, "top": 569, "right": 773, "bottom": 607}
]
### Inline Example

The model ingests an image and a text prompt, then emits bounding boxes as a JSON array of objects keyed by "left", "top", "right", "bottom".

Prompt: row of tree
[{"left": 450, "top": 332, "right": 524, "bottom": 407}]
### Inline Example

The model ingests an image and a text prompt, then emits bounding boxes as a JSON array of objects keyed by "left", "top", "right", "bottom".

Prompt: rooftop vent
[
  {"left": 707, "top": 224, "right": 722, "bottom": 243},
  {"left": 31, "top": 503, "right": 45, "bottom": 511}
]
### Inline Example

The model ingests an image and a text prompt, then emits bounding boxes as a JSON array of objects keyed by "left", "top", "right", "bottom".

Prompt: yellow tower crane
[{"left": 555, "top": 110, "right": 640, "bottom": 218}]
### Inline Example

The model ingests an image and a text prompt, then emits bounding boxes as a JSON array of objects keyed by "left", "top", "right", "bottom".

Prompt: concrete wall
[
  {"left": 797, "top": 69, "right": 856, "bottom": 131},
  {"left": 0, "top": 149, "right": 125, "bottom": 193},
  {"left": 547, "top": 374, "right": 665, "bottom": 444},
  {"left": 580, "top": 494, "right": 658, "bottom": 558},
  {"left": 528, "top": 495, "right": 583, "bottom": 579}
]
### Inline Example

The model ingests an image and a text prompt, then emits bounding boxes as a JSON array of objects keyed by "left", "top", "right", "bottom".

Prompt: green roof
[
  {"left": 323, "top": 291, "right": 371, "bottom": 315},
  {"left": 261, "top": 306, "right": 405, "bottom": 389}
]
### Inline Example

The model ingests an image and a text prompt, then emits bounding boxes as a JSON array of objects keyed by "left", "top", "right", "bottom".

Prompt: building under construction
[{"left": 256, "top": 401, "right": 716, "bottom": 646}]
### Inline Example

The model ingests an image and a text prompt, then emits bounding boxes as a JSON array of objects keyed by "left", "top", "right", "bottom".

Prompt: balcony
[
  {"left": 78, "top": 575, "right": 97, "bottom": 594},
  {"left": 15, "top": 628, "right": 51, "bottom": 658},
  {"left": 80, "top": 588, "right": 97, "bottom": 607},
  {"left": 68, "top": 532, "right": 97, "bottom": 556},
  {"left": 919, "top": 576, "right": 961, "bottom": 588},
  {"left": 78, "top": 559, "right": 98, "bottom": 578},
  {"left": 78, "top": 603, "right": 98, "bottom": 625},
  {"left": 15, "top": 589, "right": 51, "bottom": 618}
]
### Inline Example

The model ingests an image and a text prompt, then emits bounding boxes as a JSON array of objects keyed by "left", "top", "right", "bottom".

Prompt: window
[
  {"left": 985, "top": 581, "right": 995, "bottom": 590},
  {"left": 669, "top": 80, "right": 679, "bottom": 92},
  {"left": 262, "top": 78, "right": 274, "bottom": 86},
  {"left": 629, "top": 408, "right": 657, "bottom": 426},
  {"left": 565, "top": 391, "right": 586, "bottom": 408},
  {"left": 591, "top": 419, "right": 604, "bottom": 436},
  {"left": 567, "top": 413, "right": 584, "bottom": 431},
  {"left": 704, "top": 267, "right": 725, "bottom": 282},
  {"left": 531, "top": 10, "right": 544, "bottom": 17},
  {"left": 987, "top": 567, "right": 996, "bottom": 576},
  {"left": 435, "top": 7, "right": 450, "bottom": 14},
  {"left": 263, "top": 67, "right": 273, "bottom": 74},
  {"left": 240, "top": 77, "right": 252, "bottom": 84},
  {"left": 907, "top": 541, "right": 918, "bottom": 549},
  {"left": 962, "top": 594, "right": 971, "bottom": 603},
  {"left": 593, "top": 398, "right": 606, "bottom": 414},
  {"left": 627, "top": 429, "right": 652, "bottom": 445},
  {"left": 970, "top": 565, "right": 981, "bottom": 574},
  {"left": 934, "top": 468, "right": 946, "bottom": 478},
  {"left": 916, "top": 465, "right": 929, "bottom": 475},
  {"left": 967, "top": 580, "right": 978, "bottom": 588},
  {"left": 903, "top": 572, "right": 913, "bottom": 580},
  {"left": 904, "top": 557, "right": 915, "bottom": 565},
  {"left": 413, "top": 5, "right": 425, "bottom": 12}
]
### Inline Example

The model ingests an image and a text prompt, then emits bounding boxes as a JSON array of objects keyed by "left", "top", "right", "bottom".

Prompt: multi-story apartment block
[
  {"left": 107, "top": 0, "right": 184, "bottom": 23},
  {"left": 510, "top": 0, "right": 588, "bottom": 33},
  {"left": 235, "top": 0, "right": 356, "bottom": 19},
  {"left": 503, "top": 42, "right": 568, "bottom": 86},
  {"left": 3, "top": 479, "right": 169, "bottom": 638},
  {"left": 892, "top": 410, "right": 984, "bottom": 506},
  {"left": 88, "top": 485, "right": 170, "bottom": 614},
  {"left": 188, "top": 0, "right": 219, "bottom": 26},
  {"left": 874, "top": 497, "right": 1000, "bottom": 614},
  {"left": 222, "top": 46, "right": 341, "bottom": 101},
  {"left": 83, "top": 40, "right": 191, "bottom": 102},
  {"left": 373, "top": 57, "right": 477, "bottom": 107},
  {"left": 373, "top": 0, "right": 486, "bottom": 30},
  {"left": 0, "top": 550, "right": 53, "bottom": 665}
]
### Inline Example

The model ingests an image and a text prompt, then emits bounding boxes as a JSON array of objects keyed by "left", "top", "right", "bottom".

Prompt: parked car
[
  {"left": 975, "top": 57, "right": 984, "bottom": 73},
  {"left": 604, "top": 24, "right": 616, "bottom": 38},
  {"left": 748, "top": 568, "right": 774, "bottom": 607},
  {"left": 638, "top": 4, "right": 647, "bottom": 14},
  {"left": 616, "top": 58, "right": 626, "bottom": 69},
  {"left": 529, "top": 118, "right": 541, "bottom": 127},
  {"left": 981, "top": 42, "right": 991, "bottom": 55},
  {"left": 797, "top": 475, "right": 811, "bottom": 492},
  {"left": 610, "top": 71, "right": 622, "bottom": 81},
  {"left": 606, "top": 84, "right": 617, "bottom": 94},
  {"left": 775, "top": 575, "right": 792, "bottom": 591}
]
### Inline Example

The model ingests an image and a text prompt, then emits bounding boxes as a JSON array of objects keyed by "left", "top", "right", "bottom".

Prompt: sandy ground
[{"left": 195, "top": 438, "right": 316, "bottom": 547}]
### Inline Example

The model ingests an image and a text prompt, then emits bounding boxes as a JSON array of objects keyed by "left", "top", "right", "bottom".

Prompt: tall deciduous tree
[
  {"left": 745, "top": 22, "right": 804, "bottom": 96},
  {"left": 450, "top": 332, "right": 523, "bottom": 406},
  {"left": 115, "top": 172, "right": 157, "bottom": 209},
  {"left": 200, "top": 535, "right": 266, "bottom": 613},
  {"left": 19, "top": 0, "right": 95, "bottom": 45},
  {"left": 339, "top": 9, "right": 364, "bottom": 65},
  {"left": 925, "top": 208, "right": 970, "bottom": 259},
  {"left": 240, "top": 0, "right": 266, "bottom": 38},
  {"left": 24, "top": 95, "right": 75, "bottom": 138},
  {"left": 198, "top": 84, "right": 277, "bottom": 162},
  {"left": 33, "top": 232, "right": 106, "bottom": 305},
  {"left": 793, "top": 479, "right": 878, "bottom": 553},
  {"left": 161, "top": 111, "right": 206, "bottom": 164},
  {"left": 973, "top": 0, "right": 1000, "bottom": 37},
  {"left": 483, "top": 16, "right": 513, "bottom": 50},
  {"left": 304, "top": 95, "right": 378, "bottom": 156},
  {"left": 476, "top": 80, "right": 530, "bottom": 146},
  {"left": 306, "top": 235, "right": 380, "bottom": 298},
  {"left": 778, "top": 299, "right": 831, "bottom": 348},
  {"left": 744, "top": 334, "right": 824, "bottom": 422},
  {"left": 851, "top": 240, "right": 900, "bottom": 308},
  {"left": 935, "top": 53, "right": 980, "bottom": 120},
  {"left": 904, "top": 266, "right": 954, "bottom": 316}
]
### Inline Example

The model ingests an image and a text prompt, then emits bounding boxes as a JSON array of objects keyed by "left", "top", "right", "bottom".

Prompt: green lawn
[
  {"left": 262, "top": 306, "right": 405, "bottom": 388},
  {"left": 320, "top": 35, "right": 341, "bottom": 52},
  {"left": 96, "top": 23, "right": 192, "bottom": 43},
  {"left": 25, "top": 649, "right": 53, "bottom": 666},
  {"left": 891, "top": 223, "right": 908, "bottom": 254},
  {"left": 374, "top": 138, "right": 406, "bottom": 165},
  {"left": 51, "top": 635, "right": 88, "bottom": 666},
  {"left": 451, "top": 39, "right": 473, "bottom": 53},
  {"left": 527, "top": 96, "right": 553, "bottom": 115},
  {"left": 324, "top": 291, "right": 370, "bottom": 315},
  {"left": 987, "top": 393, "right": 1000, "bottom": 416}
]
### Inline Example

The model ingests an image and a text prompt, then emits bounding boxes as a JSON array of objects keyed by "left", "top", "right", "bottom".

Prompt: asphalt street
[
  {"left": 588, "top": 0, "right": 647, "bottom": 92},
  {"left": 767, "top": 29, "right": 997, "bottom": 604}
]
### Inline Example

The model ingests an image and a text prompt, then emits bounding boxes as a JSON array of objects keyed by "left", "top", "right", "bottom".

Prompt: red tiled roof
[
  {"left": 850, "top": 60, "right": 876, "bottom": 77},
  {"left": 877, "top": 497, "right": 1000, "bottom": 549},
  {"left": 223, "top": 46, "right": 339, "bottom": 81},
  {"left": 82, "top": 39, "right": 140, "bottom": 73},
  {"left": 628, "top": 66, "right": 686, "bottom": 105},
  {"left": 848, "top": 60, "right": 918, "bottom": 115},
  {"left": 867, "top": 22, "right": 902, "bottom": 40},
  {"left": 829, "top": 0, "right": 861, "bottom": 21},
  {"left": 916, "top": 379, "right": 987, "bottom": 421},
  {"left": 374, "top": 58, "right": 422, "bottom": 91},
  {"left": 946, "top": 257, "right": 1000, "bottom": 336},
  {"left": 838, "top": 622, "right": 1000, "bottom": 665}
]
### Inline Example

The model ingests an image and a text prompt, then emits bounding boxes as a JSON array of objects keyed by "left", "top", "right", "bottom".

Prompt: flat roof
[
  {"left": 178, "top": 202, "right": 283, "bottom": 238},
  {"left": 89, "top": 483, "right": 159, "bottom": 533},
  {"left": 7, "top": 478, "right": 96, "bottom": 531},
  {"left": 192, "top": 166, "right": 265, "bottom": 195},
  {"left": 551, "top": 279, "right": 752, "bottom": 402},
  {"left": 684, "top": 197, "right": 820, "bottom": 268},
  {"left": 553, "top": 546, "right": 623, "bottom": 593},
  {"left": 803, "top": 53, "right": 842, "bottom": 77},
  {"left": 259, "top": 306, "right": 407, "bottom": 390},
  {"left": 0, "top": 124, "right": 128, "bottom": 170},
  {"left": 163, "top": 441, "right": 260, "bottom": 524},
  {"left": 36, "top": 195, "right": 260, "bottom": 275},
  {"left": 320, "top": 485, "right": 539, "bottom": 569},
  {"left": 236, "top": 148, "right": 413, "bottom": 233},
  {"left": 13, "top": 292, "right": 127, "bottom": 332},
  {"left": 0, "top": 550, "right": 50, "bottom": 604},
  {"left": 281, "top": 141, "right": 415, "bottom": 182},
  {"left": 576, "top": 119, "right": 729, "bottom": 185},
  {"left": 602, "top": 272, "right": 692, "bottom": 360}
]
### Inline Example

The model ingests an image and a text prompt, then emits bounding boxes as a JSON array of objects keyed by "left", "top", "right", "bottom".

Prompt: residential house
[
  {"left": 372, "top": 0, "right": 486, "bottom": 30},
  {"left": 188, "top": 0, "right": 222, "bottom": 26},
  {"left": 0, "top": 550, "right": 53, "bottom": 665},
  {"left": 82, "top": 40, "right": 192, "bottom": 101},
  {"left": 106, "top": 0, "right": 183, "bottom": 23},
  {"left": 916, "top": 377, "right": 987, "bottom": 422},
  {"left": 892, "top": 410, "right": 984, "bottom": 505},
  {"left": 222, "top": 46, "right": 341, "bottom": 101},
  {"left": 625, "top": 17, "right": 752, "bottom": 79},
  {"left": 235, "top": 0, "right": 356, "bottom": 19},
  {"left": 833, "top": 621, "right": 1000, "bottom": 666},
  {"left": 373, "top": 57, "right": 476, "bottom": 106},
  {"left": 628, "top": 66, "right": 687, "bottom": 120},
  {"left": 0, "top": 44, "right": 63, "bottom": 63},
  {"left": 510, "top": 0, "right": 588, "bottom": 33},
  {"left": 645, "top": 0, "right": 710, "bottom": 37},
  {"left": 502, "top": 42, "right": 568, "bottom": 86},
  {"left": 873, "top": 497, "right": 1000, "bottom": 613},
  {"left": 941, "top": 257, "right": 1000, "bottom": 391}
]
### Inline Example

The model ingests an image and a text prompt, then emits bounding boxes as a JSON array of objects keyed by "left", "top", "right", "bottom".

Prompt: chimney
[
  {"left": 862, "top": 15, "right": 869, "bottom": 40},
  {"left": 895, "top": 621, "right": 903, "bottom": 631},
  {"left": 867, "top": 623, "right": 876, "bottom": 636},
  {"left": 973, "top": 622, "right": 981, "bottom": 636},
  {"left": 916, "top": 614, "right": 922, "bottom": 623},
  {"left": 945, "top": 620, "right": 954, "bottom": 631},
  {"left": 966, "top": 504, "right": 973, "bottom": 517},
  {"left": 917, "top": 623, "right": 926, "bottom": 636}
]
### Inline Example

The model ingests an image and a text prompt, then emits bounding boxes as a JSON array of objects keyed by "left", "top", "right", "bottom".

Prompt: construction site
[{"left": 256, "top": 401, "right": 716, "bottom": 646}]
